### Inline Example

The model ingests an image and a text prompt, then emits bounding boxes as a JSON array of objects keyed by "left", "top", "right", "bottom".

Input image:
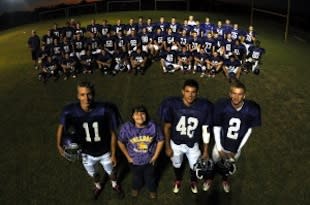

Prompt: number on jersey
[
  {"left": 176, "top": 116, "right": 199, "bottom": 138},
  {"left": 83, "top": 122, "right": 101, "bottom": 142},
  {"left": 227, "top": 118, "right": 241, "bottom": 140}
]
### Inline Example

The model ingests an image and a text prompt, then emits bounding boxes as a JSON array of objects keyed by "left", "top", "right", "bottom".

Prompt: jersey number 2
[
  {"left": 227, "top": 118, "right": 241, "bottom": 140},
  {"left": 83, "top": 122, "right": 101, "bottom": 142},
  {"left": 176, "top": 116, "right": 198, "bottom": 138}
]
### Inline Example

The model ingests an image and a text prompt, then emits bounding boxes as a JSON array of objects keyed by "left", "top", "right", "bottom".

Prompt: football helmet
[
  {"left": 61, "top": 126, "right": 82, "bottom": 162},
  {"left": 216, "top": 158, "right": 237, "bottom": 176},
  {"left": 193, "top": 158, "right": 214, "bottom": 179}
]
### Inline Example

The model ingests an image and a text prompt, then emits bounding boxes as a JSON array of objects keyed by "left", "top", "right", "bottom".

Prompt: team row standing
[
  {"left": 56, "top": 79, "right": 261, "bottom": 200},
  {"left": 28, "top": 16, "right": 265, "bottom": 82}
]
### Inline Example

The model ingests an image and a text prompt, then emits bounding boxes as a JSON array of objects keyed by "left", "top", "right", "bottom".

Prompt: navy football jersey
[
  {"left": 59, "top": 102, "right": 118, "bottom": 156},
  {"left": 159, "top": 97, "right": 213, "bottom": 147},
  {"left": 214, "top": 99, "right": 261, "bottom": 153}
]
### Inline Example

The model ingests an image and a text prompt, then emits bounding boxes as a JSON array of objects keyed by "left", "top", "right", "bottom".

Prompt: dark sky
[
  {"left": 0, "top": 0, "right": 309, "bottom": 17},
  {"left": 0, "top": 0, "right": 95, "bottom": 14}
]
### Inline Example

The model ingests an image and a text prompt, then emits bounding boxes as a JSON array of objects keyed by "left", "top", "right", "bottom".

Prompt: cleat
[
  {"left": 202, "top": 180, "right": 212, "bottom": 192},
  {"left": 113, "top": 184, "right": 125, "bottom": 199},
  {"left": 222, "top": 181, "right": 230, "bottom": 193},
  {"left": 190, "top": 181, "right": 198, "bottom": 194},
  {"left": 93, "top": 186, "right": 103, "bottom": 200},
  {"left": 131, "top": 190, "right": 139, "bottom": 198},
  {"left": 173, "top": 180, "right": 181, "bottom": 194},
  {"left": 149, "top": 192, "right": 157, "bottom": 199}
]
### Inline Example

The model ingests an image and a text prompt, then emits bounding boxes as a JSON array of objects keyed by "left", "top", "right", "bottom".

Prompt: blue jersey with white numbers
[
  {"left": 59, "top": 102, "right": 119, "bottom": 156},
  {"left": 159, "top": 97, "right": 213, "bottom": 147},
  {"left": 214, "top": 99, "right": 261, "bottom": 153}
]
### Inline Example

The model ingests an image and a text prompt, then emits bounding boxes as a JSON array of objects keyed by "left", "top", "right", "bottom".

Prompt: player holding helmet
[
  {"left": 159, "top": 79, "right": 213, "bottom": 194},
  {"left": 56, "top": 81, "right": 124, "bottom": 200}
]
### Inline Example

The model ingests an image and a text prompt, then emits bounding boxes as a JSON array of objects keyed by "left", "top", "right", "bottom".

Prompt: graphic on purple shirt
[{"left": 118, "top": 121, "right": 163, "bottom": 165}]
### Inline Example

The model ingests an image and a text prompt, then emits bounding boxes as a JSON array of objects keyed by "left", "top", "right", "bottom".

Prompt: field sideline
[{"left": 0, "top": 10, "right": 309, "bottom": 205}]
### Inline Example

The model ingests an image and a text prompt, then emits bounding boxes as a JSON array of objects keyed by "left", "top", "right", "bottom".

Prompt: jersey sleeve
[
  {"left": 158, "top": 98, "right": 173, "bottom": 123},
  {"left": 213, "top": 100, "right": 225, "bottom": 126},
  {"left": 118, "top": 123, "right": 129, "bottom": 143}
]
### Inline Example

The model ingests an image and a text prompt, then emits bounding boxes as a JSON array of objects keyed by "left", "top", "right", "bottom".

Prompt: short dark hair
[
  {"left": 77, "top": 81, "right": 95, "bottom": 96},
  {"left": 230, "top": 80, "right": 246, "bottom": 92},
  {"left": 183, "top": 79, "right": 199, "bottom": 90},
  {"left": 131, "top": 105, "right": 149, "bottom": 124}
]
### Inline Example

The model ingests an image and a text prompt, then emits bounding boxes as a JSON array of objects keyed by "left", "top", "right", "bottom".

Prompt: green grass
[{"left": 0, "top": 10, "right": 309, "bottom": 205}]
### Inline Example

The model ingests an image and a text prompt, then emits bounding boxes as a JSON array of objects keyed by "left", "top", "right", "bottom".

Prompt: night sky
[{"left": 0, "top": 0, "right": 309, "bottom": 17}]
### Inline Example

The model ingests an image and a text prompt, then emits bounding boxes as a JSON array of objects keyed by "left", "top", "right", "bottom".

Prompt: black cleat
[
  {"left": 93, "top": 186, "right": 103, "bottom": 200},
  {"left": 113, "top": 185, "right": 125, "bottom": 199}
]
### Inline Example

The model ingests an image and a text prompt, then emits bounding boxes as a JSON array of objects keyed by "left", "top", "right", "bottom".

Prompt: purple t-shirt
[{"left": 118, "top": 121, "right": 164, "bottom": 165}]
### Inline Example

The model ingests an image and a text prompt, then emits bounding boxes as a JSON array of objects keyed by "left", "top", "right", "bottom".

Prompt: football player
[
  {"left": 38, "top": 55, "right": 60, "bottom": 83},
  {"left": 99, "top": 19, "right": 111, "bottom": 38},
  {"left": 118, "top": 105, "right": 164, "bottom": 199},
  {"left": 200, "top": 17, "right": 215, "bottom": 37},
  {"left": 60, "top": 52, "right": 77, "bottom": 80},
  {"left": 244, "top": 40, "right": 265, "bottom": 74},
  {"left": 127, "top": 30, "right": 141, "bottom": 55},
  {"left": 206, "top": 51, "right": 224, "bottom": 78},
  {"left": 159, "top": 46, "right": 180, "bottom": 73},
  {"left": 177, "top": 46, "right": 192, "bottom": 73},
  {"left": 223, "top": 56, "right": 241, "bottom": 81},
  {"left": 111, "top": 49, "right": 131, "bottom": 73},
  {"left": 159, "top": 79, "right": 213, "bottom": 194},
  {"left": 206, "top": 81, "right": 261, "bottom": 193},
  {"left": 80, "top": 49, "right": 95, "bottom": 74},
  {"left": 130, "top": 47, "right": 148, "bottom": 75},
  {"left": 193, "top": 49, "right": 208, "bottom": 76},
  {"left": 56, "top": 81, "right": 124, "bottom": 200},
  {"left": 86, "top": 19, "right": 100, "bottom": 35},
  {"left": 96, "top": 49, "right": 112, "bottom": 75}
]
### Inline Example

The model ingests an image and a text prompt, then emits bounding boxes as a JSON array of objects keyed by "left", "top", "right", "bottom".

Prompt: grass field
[{"left": 0, "top": 10, "right": 309, "bottom": 205}]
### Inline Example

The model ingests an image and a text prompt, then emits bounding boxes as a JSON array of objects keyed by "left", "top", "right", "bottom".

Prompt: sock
[{"left": 111, "top": 180, "right": 117, "bottom": 188}]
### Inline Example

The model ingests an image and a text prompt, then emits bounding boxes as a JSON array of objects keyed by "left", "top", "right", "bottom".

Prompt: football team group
[
  {"left": 56, "top": 78, "right": 261, "bottom": 200},
  {"left": 27, "top": 15, "right": 265, "bottom": 83}
]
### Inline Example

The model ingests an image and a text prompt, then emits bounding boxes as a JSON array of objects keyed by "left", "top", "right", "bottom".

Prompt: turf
[{"left": 0, "top": 10, "right": 309, "bottom": 205}]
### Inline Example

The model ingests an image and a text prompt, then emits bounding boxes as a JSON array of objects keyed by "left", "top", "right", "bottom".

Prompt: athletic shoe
[
  {"left": 202, "top": 180, "right": 212, "bottom": 192},
  {"left": 113, "top": 184, "right": 125, "bottom": 199},
  {"left": 190, "top": 181, "right": 198, "bottom": 194},
  {"left": 131, "top": 190, "right": 139, "bottom": 198},
  {"left": 93, "top": 186, "right": 103, "bottom": 200},
  {"left": 222, "top": 180, "right": 230, "bottom": 193},
  {"left": 173, "top": 180, "right": 181, "bottom": 194},
  {"left": 149, "top": 192, "right": 157, "bottom": 199}
]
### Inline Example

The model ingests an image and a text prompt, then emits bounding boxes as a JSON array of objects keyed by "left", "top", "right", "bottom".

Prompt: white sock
[
  {"left": 111, "top": 180, "right": 117, "bottom": 188},
  {"left": 95, "top": 182, "right": 101, "bottom": 189}
]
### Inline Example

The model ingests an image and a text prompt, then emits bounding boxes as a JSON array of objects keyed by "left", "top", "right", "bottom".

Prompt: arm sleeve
[
  {"left": 213, "top": 126, "right": 224, "bottom": 151},
  {"left": 237, "top": 128, "right": 252, "bottom": 153}
]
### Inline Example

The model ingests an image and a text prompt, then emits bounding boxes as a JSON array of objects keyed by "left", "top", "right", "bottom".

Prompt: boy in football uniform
[
  {"left": 244, "top": 40, "right": 265, "bottom": 74},
  {"left": 206, "top": 51, "right": 224, "bottom": 78},
  {"left": 205, "top": 81, "right": 261, "bottom": 193},
  {"left": 130, "top": 47, "right": 148, "bottom": 75},
  {"left": 60, "top": 53, "right": 77, "bottom": 80},
  {"left": 223, "top": 56, "right": 241, "bottom": 81},
  {"left": 80, "top": 49, "right": 95, "bottom": 74},
  {"left": 160, "top": 46, "right": 180, "bottom": 73},
  {"left": 159, "top": 79, "right": 213, "bottom": 194},
  {"left": 96, "top": 49, "right": 112, "bottom": 75},
  {"left": 39, "top": 56, "right": 60, "bottom": 82},
  {"left": 56, "top": 81, "right": 124, "bottom": 200},
  {"left": 177, "top": 46, "right": 192, "bottom": 73}
]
